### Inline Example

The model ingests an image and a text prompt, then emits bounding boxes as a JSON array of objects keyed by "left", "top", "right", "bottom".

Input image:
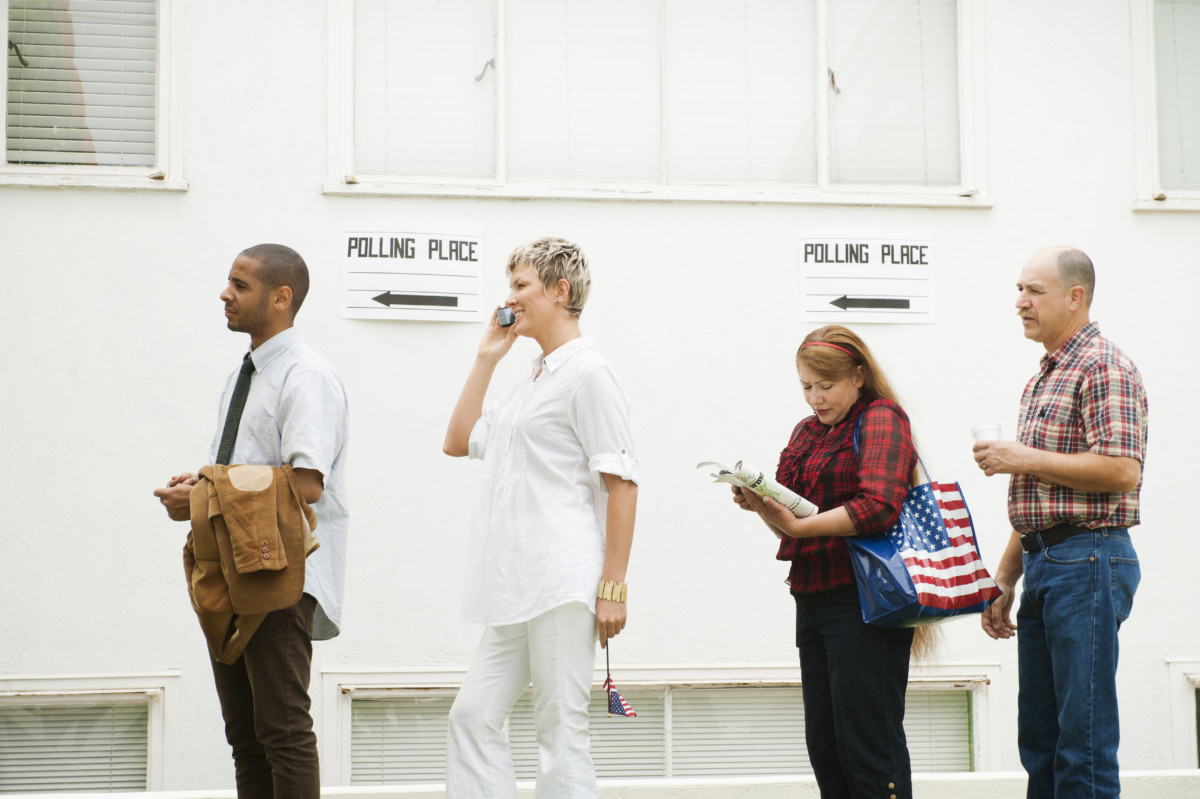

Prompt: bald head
[
  {"left": 1033, "top": 245, "right": 1095, "bottom": 307},
  {"left": 1056, "top": 247, "right": 1094, "bottom": 307}
]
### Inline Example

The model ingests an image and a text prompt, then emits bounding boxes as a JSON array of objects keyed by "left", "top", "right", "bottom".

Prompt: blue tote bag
[{"left": 845, "top": 418, "right": 1002, "bottom": 628}]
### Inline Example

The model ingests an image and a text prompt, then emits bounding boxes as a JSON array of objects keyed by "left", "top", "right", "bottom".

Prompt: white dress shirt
[
  {"left": 209, "top": 327, "right": 350, "bottom": 640},
  {"left": 466, "top": 337, "right": 638, "bottom": 626}
]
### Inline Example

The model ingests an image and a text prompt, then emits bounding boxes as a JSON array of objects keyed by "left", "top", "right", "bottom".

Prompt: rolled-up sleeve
[
  {"left": 845, "top": 404, "right": 916, "bottom": 536},
  {"left": 569, "top": 363, "right": 638, "bottom": 489},
  {"left": 467, "top": 406, "right": 493, "bottom": 461}
]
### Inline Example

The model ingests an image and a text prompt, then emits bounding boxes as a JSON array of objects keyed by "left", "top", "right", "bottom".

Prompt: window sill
[
  {"left": 0, "top": 172, "right": 189, "bottom": 191},
  {"left": 1133, "top": 196, "right": 1200, "bottom": 212},
  {"left": 323, "top": 179, "right": 993, "bottom": 209}
]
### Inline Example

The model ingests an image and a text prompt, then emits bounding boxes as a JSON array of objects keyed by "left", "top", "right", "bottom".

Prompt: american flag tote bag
[{"left": 846, "top": 417, "right": 1002, "bottom": 628}]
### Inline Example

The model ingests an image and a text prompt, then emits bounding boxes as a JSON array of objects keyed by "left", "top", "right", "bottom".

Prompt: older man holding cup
[{"left": 972, "top": 246, "right": 1147, "bottom": 799}]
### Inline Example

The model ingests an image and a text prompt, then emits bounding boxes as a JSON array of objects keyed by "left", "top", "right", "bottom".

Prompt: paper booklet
[{"left": 697, "top": 461, "right": 818, "bottom": 518}]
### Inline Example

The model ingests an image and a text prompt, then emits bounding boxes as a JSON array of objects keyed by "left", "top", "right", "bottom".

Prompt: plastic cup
[{"left": 971, "top": 423, "right": 1002, "bottom": 442}]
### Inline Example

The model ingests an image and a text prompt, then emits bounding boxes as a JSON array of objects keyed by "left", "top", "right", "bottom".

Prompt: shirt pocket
[
  {"left": 1033, "top": 403, "right": 1082, "bottom": 453},
  {"left": 243, "top": 413, "right": 281, "bottom": 466}
]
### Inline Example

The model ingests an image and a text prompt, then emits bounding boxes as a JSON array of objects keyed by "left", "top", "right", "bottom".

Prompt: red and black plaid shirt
[
  {"left": 774, "top": 398, "right": 916, "bottom": 593},
  {"left": 1008, "top": 322, "right": 1148, "bottom": 533}
]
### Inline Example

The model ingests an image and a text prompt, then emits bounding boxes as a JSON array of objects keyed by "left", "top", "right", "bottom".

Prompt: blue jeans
[
  {"left": 794, "top": 587, "right": 914, "bottom": 799},
  {"left": 1017, "top": 529, "right": 1140, "bottom": 799}
]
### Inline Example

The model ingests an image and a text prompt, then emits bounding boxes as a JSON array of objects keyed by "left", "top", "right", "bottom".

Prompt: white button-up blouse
[{"left": 465, "top": 337, "right": 638, "bottom": 626}]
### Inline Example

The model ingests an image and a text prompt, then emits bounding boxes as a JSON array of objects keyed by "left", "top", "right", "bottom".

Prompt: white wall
[{"left": 1, "top": 0, "right": 1196, "bottom": 789}]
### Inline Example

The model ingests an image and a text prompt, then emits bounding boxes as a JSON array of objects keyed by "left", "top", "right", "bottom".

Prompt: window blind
[
  {"left": 827, "top": 0, "right": 960, "bottom": 185},
  {"left": 509, "top": 689, "right": 666, "bottom": 778},
  {"left": 350, "top": 695, "right": 453, "bottom": 785},
  {"left": 348, "top": 0, "right": 966, "bottom": 190},
  {"left": 664, "top": 0, "right": 818, "bottom": 186},
  {"left": 1154, "top": 0, "right": 1200, "bottom": 191},
  {"left": 353, "top": 0, "right": 495, "bottom": 178},
  {"left": 672, "top": 685, "right": 810, "bottom": 777},
  {"left": 506, "top": 0, "right": 662, "bottom": 182},
  {"left": 905, "top": 689, "right": 973, "bottom": 771},
  {"left": 6, "top": 0, "right": 157, "bottom": 167},
  {"left": 0, "top": 703, "right": 149, "bottom": 793},
  {"left": 348, "top": 684, "right": 973, "bottom": 782}
]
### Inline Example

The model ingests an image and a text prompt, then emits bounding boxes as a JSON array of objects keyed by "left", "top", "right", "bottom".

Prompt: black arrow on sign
[
  {"left": 829, "top": 295, "right": 911, "bottom": 311},
  {"left": 372, "top": 292, "right": 458, "bottom": 308}
]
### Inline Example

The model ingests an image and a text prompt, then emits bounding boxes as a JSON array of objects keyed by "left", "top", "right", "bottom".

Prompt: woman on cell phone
[{"left": 442, "top": 236, "right": 638, "bottom": 798}]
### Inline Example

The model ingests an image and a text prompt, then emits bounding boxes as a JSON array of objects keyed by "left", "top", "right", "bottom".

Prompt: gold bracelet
[{"left": 596, "top": 580, "right": 628, "bottom": 603}]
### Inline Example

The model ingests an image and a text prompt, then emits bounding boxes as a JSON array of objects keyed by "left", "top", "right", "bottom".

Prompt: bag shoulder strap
[{"left": 852, "top": 409, "right": 931, "bottom": 485}]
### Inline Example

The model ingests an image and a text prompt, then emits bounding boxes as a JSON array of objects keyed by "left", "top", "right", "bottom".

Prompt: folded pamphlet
[{"left": 697, "top": 461, "right": 818, "bottom": 518}]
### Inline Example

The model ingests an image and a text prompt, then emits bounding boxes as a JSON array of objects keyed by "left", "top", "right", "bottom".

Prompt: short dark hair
[
  {"left": 1056, "top": 247, "right": 1095, "bottom": 306},
  {"left": 240, "top": 243, "right": 310, "bottom": 316}
]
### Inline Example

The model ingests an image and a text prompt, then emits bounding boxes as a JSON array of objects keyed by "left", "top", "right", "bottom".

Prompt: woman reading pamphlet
[{"left": 732, "top": 325, "right": 925, "bottom": 799}]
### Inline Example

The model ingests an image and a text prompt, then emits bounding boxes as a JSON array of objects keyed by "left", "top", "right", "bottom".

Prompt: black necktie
[{"left": 216, "top": 353, "right": 255, "bottom": 465}]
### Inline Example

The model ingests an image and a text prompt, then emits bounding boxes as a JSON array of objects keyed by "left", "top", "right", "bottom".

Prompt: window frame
[
  {"left": 1, "top": 0, "right": 186, "bottom": 191},
  {"left": 1131, "top": 0, "right": 1200, "bottom": 211},
  {"left": 324, "top": 0, "right": 990, "bottom": 208},
  {"left": 1167, "top": 658, "right": 1200, "bottom": 767},
  {"left": 320, "top": 662, "right": 999, "bottom": 785},
  {"left": 0, "top": 672, "right": 181, "bottom": 790}
]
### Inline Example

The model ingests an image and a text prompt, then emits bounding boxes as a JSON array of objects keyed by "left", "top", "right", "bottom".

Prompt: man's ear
[
  {"left": 273, "top": 285, "right": 294, "bottom": 313},
  {"left": 1067, "top": 284, "right": 1086, "bottom": 311}
]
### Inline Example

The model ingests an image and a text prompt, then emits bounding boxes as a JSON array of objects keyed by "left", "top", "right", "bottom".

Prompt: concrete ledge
[{"left": 5, "top": 771, "right": 1200, "bottom": 798}]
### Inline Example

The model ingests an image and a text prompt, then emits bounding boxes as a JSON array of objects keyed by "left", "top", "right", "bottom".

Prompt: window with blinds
[
  {"left": 827, "top": 0, "right": 960, "bottom": 186},
  {"left": 1154, "top": 0, "right": 1200, "bottom": 191},
  {"left": 348, "top": 684, "right": 972, "bottom": 784},
  {"left": 0, "top": 702, "right": 149, "bottom": 793},
  {"left": 346, "top": 0, "right": 972, "bottom": 193},
  {"left": 5, "top": 0, "right": 158, "bottom": 168}
]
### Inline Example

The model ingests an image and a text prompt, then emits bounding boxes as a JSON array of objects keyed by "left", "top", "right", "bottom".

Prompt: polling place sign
[
  {"left": 799, "top": 234, "right": 935, "bottom": 324},
  {"left": 341, "top": 230, "right": 483, "bottom": 321}
]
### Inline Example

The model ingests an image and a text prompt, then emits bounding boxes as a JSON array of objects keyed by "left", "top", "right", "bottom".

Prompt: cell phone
[{"left": 496, "top": 307, "right": 516, "bottom": 327}]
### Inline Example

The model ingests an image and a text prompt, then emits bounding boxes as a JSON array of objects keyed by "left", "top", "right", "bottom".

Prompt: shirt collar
[
  {"left": 529, "top": 336, "right": 593, "bottom": 377},
  {"left": 1041, "top": 320, "right": 1100, "bottom": 372},
  {"left": 840, "top": 397, "right": 873, "bottom": 430},
  {"left": 246, "top": 327, "right": 300, "bottom": 373}
]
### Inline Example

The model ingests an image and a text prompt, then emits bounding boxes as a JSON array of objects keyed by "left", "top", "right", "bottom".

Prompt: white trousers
[{"left": 446, "top": 601, "right": 598, "bottom": 799}]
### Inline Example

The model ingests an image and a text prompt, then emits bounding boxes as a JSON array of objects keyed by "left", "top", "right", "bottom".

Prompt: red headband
[{"left": 800, "top": 341, "right": 859, "bottom": 361}]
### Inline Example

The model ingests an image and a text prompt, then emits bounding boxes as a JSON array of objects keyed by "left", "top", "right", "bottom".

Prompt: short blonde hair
[{"left": 505, "top": 237, "right": 591, "bottom": 318}]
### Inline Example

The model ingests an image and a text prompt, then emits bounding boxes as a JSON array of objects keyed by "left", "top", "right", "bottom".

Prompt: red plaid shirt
[
  {"left": 1008, "top": 322, "right": 1148, "bottom": 533},
  {"left": 775, "top": 398, "right": 916, "bottom": 593}
]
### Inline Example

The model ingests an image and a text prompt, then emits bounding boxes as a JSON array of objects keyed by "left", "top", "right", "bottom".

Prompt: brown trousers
[{"left": 210, "top": 593, "right": 319, "bottom": 799}]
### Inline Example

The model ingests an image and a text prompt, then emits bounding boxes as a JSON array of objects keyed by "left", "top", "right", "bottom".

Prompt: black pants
[
  {"left": 795, "top": 587, "right": 914, "bottom": 799},
  {"left": 210, "top": 593, "right": 319, "bottom": 799}
]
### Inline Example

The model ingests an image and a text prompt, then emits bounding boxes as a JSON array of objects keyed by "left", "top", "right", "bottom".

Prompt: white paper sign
[
  {"left": 341, "top": 230, "right": 483, "bottom": 321},
  {"left": 800, "top": 234, "right": 935, "bottom": 324}
]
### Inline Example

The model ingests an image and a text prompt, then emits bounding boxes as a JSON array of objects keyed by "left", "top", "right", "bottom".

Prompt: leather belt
[{"left": 1019, "top": 524, "right": 1095, "bottom": 553}]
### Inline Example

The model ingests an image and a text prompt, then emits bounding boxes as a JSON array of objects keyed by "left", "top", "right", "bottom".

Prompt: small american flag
[
  {"left": 603, "top": 675, "right": 636, "bottom": 718},
  {"left": 891, "top": 481, "right": 1001, "bottom": 611}
]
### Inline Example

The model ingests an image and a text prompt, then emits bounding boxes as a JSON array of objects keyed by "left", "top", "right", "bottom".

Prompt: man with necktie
[{"left": 155, "top": 243, "right": 349, "bottom": 798}]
